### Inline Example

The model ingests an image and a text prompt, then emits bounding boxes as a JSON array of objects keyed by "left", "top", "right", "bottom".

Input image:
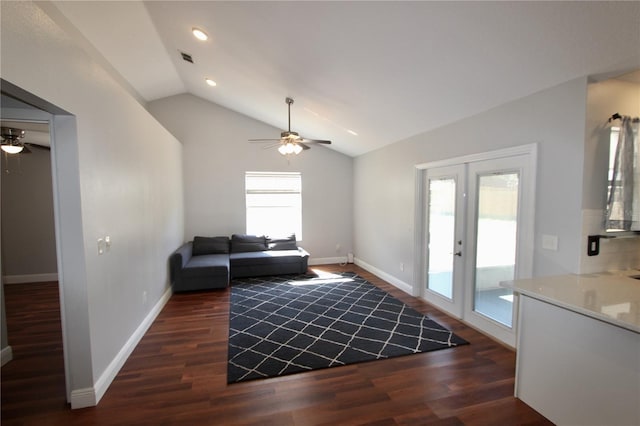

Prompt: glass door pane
[
  {"left": 427, "top": 178, "right": 456, "bottom": 299},
  {"left": 473, "top": 172, "right": 519, "bottom": 327}
]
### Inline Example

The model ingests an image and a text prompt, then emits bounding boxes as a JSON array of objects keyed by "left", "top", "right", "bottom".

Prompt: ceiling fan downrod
[{"left": 286, "top": 97, "right": 294, "bottom": 133}]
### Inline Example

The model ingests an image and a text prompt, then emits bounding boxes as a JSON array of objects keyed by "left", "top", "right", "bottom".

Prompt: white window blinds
[{"left": 245, "top": 172, "right": 302, "bottom": 239}]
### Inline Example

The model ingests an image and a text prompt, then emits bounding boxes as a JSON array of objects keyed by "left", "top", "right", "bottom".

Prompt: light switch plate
[{"left": 542, "top": 234, "right": 558, "bottom": 251}]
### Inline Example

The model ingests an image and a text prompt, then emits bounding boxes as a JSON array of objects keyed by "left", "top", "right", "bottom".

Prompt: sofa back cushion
[
  {"left": 231, "top": 234, "right": 267, "bottom": 252},
  {"left": 192, "top": 236, "right": 230, "bottom": 256},
  {"left": 268, "top": 233, "right": 298, "bottom": 250}
]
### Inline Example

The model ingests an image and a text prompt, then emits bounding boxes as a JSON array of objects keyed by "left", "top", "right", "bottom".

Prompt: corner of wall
[
  {"left": 355, "top": 258, "right": 415, "bottom": 296},
  {"left": 1, "top": 345, "right": 13, "bottom": 367}
]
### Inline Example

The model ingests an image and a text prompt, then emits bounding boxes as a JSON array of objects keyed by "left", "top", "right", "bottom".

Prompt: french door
[
  {"left": 419, "top": 147, "right": 535, "bottom": 347},
  {"left": 423, "top": 165, "right": 466, "bottom": 318}
]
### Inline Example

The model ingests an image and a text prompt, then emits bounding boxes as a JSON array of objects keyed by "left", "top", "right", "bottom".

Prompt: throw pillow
[
  {"left": 231, "top": 234, "right": 268, "bottom": 252},
  {"left": 192, "top": 236, "right": 230, "bottom": 256},
  {"left": 268, "top": 233, "right": 298, "bottom": 250}
]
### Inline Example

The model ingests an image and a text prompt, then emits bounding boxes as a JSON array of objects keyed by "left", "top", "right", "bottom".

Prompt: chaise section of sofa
[
  {"left": 170, "top": 237, "right": 230, "bottom": 292},
  {"left": 169, "top": 234, "right": 310, "bottom": 292}
]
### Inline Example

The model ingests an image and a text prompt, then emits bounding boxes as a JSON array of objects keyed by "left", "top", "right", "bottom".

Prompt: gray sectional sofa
[{"left": 169, "top": 234, "right": 310, "bottom": 292}]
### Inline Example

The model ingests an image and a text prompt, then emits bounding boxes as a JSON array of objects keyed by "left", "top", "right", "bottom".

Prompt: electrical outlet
[
  {"left": 400, "top": 262, "right": 404, "bottom": 272},
  {"left": 97, "top": 238, "right": 105, "bottom": 255},
  {"left": 336, "top": 243, "right": 341, "bottom": 252}
]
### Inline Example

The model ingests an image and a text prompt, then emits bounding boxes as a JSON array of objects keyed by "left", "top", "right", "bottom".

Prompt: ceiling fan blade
[
  {"left": 298, "top": 143, "right": 311, "bottom": 150},
  {"left": 21, "top": 145, "right": 32, "bottom": 154},
  {"left": 262, "top": 143, "right": 282, "bottom": 150},
  {"left": 24, "top": 142, "right": 50, "bottom": 151},
  {"left": 299, "top": 138, "right": 331, "bottom": 145},
  {"left": 249, "top": 138, "right": 282, "bottom": 142}
]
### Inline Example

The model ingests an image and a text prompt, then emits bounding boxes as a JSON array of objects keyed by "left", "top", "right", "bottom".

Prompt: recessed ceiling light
[
  {"left": 205, "top": 78, "right": 217, "bottom": 87},
  {"left": 192, "top": 27, "right": 208, "bottom": 41},
  {"left": 347, "top": 129, "right": 358, "bottom": 136}
]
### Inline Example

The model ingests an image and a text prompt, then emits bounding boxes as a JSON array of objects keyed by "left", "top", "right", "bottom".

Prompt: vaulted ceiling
[{"left": 52, "top": 1, "right": 640, "bottom": 157}]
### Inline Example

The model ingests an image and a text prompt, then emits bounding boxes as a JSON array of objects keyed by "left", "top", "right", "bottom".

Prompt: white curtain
[{"left": 605, "top": 116, "right": 640, "bottom": 231}]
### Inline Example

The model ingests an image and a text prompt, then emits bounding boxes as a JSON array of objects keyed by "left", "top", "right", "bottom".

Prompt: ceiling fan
[
  {"left": 1, "top": 127, "right": 50, "bottom": 155},
  {"left": 249, "top": 97, "right": 331, "bottom": 155}
]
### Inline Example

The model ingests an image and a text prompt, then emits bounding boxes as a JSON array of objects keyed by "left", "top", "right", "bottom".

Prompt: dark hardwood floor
[{"left": 1, "top": 265, "right": 552, "bottom": 425}]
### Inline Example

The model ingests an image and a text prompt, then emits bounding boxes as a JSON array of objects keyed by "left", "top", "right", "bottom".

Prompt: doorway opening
[{"left": 1, "top": 79, "right": 90, "bottom": 408}]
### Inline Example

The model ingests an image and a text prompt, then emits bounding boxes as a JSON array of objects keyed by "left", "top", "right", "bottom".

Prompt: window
[{"left": 245, "top": 172, "right": 302, "bottom": 239}]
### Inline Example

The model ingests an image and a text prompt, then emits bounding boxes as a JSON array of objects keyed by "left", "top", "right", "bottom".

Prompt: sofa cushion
[
  {"left": 192, "top": 236, "right": 230, "bottom": 256},
  {"left": 183, "top": 254, "right": 229, "bottom": 278},
  {"left": 268, "top": 233, "right": 298, "bottom": 250},
  {"left": 230, "top": 249, "right": 306, "bottom": 266},
  {"left": 231, "top": 234, "right": 267, "bottom": 253}
]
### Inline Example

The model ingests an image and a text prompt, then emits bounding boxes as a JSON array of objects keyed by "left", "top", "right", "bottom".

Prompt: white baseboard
[
  {"left": 70, "top": 286, "right": 173, "bottom": 409},
  {"left": 354, "top": 258, "right": 415, "bottom": 296},
  {"left": 70, "top": 387, "right": 96, "bottom": 409},
  {"left": 2, "top": 273, "right": 59, "bottom": 284},
  {"left": 1, "top": 345, "right": 13, "bottom": 367},
  {"left": 309, "top": 256, "right": 348, "bottom": 266}
]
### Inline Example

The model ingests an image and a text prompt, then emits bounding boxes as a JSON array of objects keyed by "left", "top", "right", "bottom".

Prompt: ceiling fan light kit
[
  {"left": 278, "top": 142, "right": 303, "bottom": 155},
  {"left": 1, "top": 127, "right": 25, "bottom": 154},
  {"left": 1, "top": 144, "right": 24, "bottom": 154},
  {"left": 249, "top": 97, "right": 331, "bottom": 156}
]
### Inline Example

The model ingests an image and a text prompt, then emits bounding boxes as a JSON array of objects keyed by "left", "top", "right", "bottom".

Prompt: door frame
[{"left": 414, "top": 144, "right": 537, "bottom": 346}]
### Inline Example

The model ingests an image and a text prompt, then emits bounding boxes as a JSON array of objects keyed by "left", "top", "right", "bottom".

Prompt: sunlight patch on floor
[
  {"left": 499, "top": 294, "right": 514, "bottom": 303},
  {"left": 288, "top": 268, "right": 354, "bottom": 286}
]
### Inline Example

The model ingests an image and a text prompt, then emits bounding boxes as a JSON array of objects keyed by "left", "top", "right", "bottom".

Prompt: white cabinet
[{"left": 516, "top": 295, "right": 639, "bottom": 425}]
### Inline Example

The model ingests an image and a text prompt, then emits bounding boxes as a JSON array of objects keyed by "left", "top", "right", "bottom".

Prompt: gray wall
[
  {"left": 148, "top": 93, "right": 354, "bottom": 262},
  {"left": 1, "top": 1, "right": 184, "bottom": 403},
  {"left": 1, "top": 146, "right": 58, "bottom": 278},
  {"left": 354, "top": 77, "right": 589, "bottom": 286}
]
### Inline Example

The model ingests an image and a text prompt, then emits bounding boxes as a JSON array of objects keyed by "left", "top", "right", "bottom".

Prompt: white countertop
[{"left": 502, "top": 271, "right": 640, "bottom": 333}]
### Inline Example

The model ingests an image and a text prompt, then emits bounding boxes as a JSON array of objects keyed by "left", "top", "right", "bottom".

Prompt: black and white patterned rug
[{"left": 227, "top": 272, "right": 468, "bottom": 383}]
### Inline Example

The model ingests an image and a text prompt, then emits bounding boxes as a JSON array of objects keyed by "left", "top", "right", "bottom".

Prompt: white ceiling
[{"left": 51, "top": 1, "right": 640, "bottom": 157}]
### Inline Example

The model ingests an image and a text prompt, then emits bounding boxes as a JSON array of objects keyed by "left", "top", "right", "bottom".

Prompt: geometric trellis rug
[{"left": 227, "top": 272, "right": 468, "bottom": 383}]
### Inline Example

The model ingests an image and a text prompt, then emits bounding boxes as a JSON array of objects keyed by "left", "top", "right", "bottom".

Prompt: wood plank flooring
[{"left": 1, "top": 265, "right": 552, "bottom": 425}]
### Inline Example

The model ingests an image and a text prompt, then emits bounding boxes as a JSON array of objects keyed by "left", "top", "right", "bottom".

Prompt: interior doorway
[
  {"left": 415, "top": 145, "right": 536, "bottom": 347},
  {"left": 1, "top": 103, "right": 67, "bottom": 409}
]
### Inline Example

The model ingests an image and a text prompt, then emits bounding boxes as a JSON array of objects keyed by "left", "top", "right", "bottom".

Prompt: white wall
[
  {"left": 148, "top": 93, "right": 353, "bottom": 262},
  {"left": 354, "top": 77, "right": 590, "bottom": 287},
  {"left": 1, "top": 146, "right": 58, "bottom": 280},
  {"left": 580, "top": 75, "right": 640, "bottom": 273},
  {"left": 1, "top": 1, "right": 184, "bottom": 407}
]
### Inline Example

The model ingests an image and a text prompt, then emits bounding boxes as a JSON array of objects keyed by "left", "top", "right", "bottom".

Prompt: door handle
[{"left": 454, "top": 251, "right": 462, "bottom": 257}]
